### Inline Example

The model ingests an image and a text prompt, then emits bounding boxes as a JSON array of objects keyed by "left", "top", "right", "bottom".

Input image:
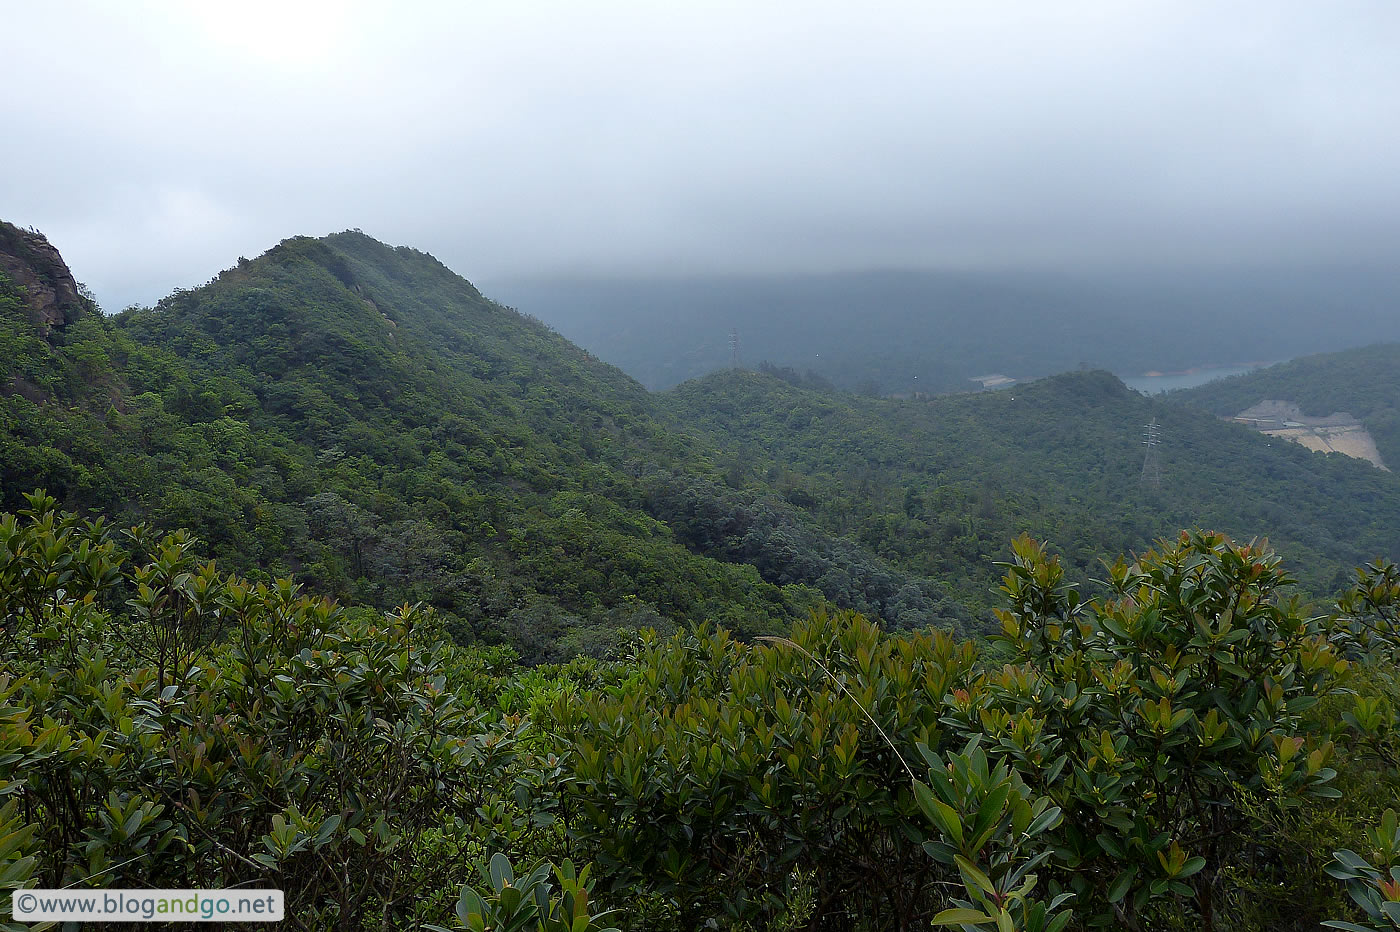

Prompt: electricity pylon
[{"left": 1142, "top": 417, "right": 1163, "bottom": 487}]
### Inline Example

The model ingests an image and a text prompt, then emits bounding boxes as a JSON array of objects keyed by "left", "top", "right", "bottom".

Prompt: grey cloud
[{"left": 2, "top": 0, "right": 1397, "bottom": 309}]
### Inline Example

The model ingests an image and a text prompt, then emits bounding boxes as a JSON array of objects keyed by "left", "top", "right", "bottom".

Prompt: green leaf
[
  {"left": 456, "top": 888, "right": 485, "bottom": 925},
  {"left": 917, "top": 781, "right": 965, "bottom": 847},
  {"left": 1025, "top": 805, "right": 1062, "bottom": 838},
  {"left": 317, "top": 813, "right": 341, "bottom": 843},
  {"left": 955, "top": 855, "right": 997, "bottom": 896},
  {"left": 1108, "top": 869, "right": 1136, "bottom": 904},
  {"left": 932, "top": 908, "right": 995, "bottom": 926},
  {"left": 497, "top": 883, "right": 523, "bottom": 915},
  {"left": 1335, "top": 849, "right": 1374, "bottom": 871},
  {"left": 971, "top": 781, "right": 1013, "bottom": 840},
  {"left": 1177, "top": 856, "right": 1207, "bottom": 879},
  {"left": 489, "top": 852, "right": 514, "bottom": 891}
]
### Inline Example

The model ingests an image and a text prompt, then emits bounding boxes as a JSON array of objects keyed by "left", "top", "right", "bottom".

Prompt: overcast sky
[{"left": 3, "top": 1, "right": 1398, "bottom": 310}]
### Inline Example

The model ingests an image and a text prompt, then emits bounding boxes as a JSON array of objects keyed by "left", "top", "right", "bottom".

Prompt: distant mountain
[
  {"left": 1170, "top": 343, "right": 1400, "bottom": 469},
  {"left": 0, "top": 223, "right": 967, "bottom": 656},
  {"left": 487, "top": 267, "right": 1400, "bottom": 394},
  {"left": 8, "top": 221, "right": 1400, "bottom": 655},
  {"left": 659, "top": 366, "right": 1400, "bottom": 611}
]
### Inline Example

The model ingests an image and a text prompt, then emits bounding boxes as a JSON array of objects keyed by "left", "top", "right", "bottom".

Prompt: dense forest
[
  {"left": 0, "top": 223, "right": 965, "bottom": 659},
  {"left": 5, "top": 224, "right": 1400, "bottom": 930},
  {"left": 661, "top": 365, "right": 1400, "bottom": 614},
  {"left": 7, "top": 496, "right": 1400, "bottom": 931}
]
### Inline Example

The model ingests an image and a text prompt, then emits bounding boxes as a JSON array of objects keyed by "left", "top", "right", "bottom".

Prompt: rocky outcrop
[{"left": 0, "top": 220, "right": 87, "bottom": 335}]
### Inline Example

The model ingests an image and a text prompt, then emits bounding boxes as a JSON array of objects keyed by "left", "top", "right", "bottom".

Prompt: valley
[
  {"left": 5, "top": 223, "right": 1399, "bottom": 932},
  {"left": 6, "top": 6, "right": 1398, "bottom": 929}
]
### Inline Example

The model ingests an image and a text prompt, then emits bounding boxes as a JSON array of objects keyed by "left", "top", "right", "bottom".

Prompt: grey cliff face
[{"left": 0, "top": 221, "right": 86, "bottom": 335}]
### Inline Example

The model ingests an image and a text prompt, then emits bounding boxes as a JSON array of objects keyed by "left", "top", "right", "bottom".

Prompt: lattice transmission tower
[
  {"left": 1141, "top": 417, "right": 1163, "bottom": 487},
  {"left": 729, "top": 328, "right": 742, "bottom": 369}
]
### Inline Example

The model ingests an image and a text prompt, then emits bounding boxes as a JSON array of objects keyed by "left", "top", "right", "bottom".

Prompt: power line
[{"left": 1141, "top": 417, "right": 1163, "bottom": 487}]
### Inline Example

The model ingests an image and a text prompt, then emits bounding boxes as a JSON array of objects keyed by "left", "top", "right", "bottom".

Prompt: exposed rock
[{"left": 0, "top": 220, "right": 87, "bottom": 336}]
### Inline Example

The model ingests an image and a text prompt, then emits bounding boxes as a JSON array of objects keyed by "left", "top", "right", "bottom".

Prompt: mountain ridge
[
  {"left": 659, "top": 362, "right": 1400, "bottom": 610},
  {"left": 8, "top": 222, "right": 1400, "bottom": 653},
  {"left": 1, "top": 223, "right": 970, "bottom": 655}
]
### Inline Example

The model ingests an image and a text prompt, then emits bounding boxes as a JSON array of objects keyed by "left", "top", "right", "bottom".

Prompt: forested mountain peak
[
  {"left": 112, "top": 229, "right": 657, "bottom": 443},
  {"left": 143, "top": 230, "right": 554, "bottom": 366},
  {"left": 1021, "top": 367, "right": 1134, "bottom": 403},
  {"left": 7, "top": 224, "right": 971, "bottom": 657}
]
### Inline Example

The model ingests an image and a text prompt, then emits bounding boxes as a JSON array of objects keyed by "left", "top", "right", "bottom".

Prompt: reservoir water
[{"left": 1121, "top": 363, "right": 1273, "bottom": 394}]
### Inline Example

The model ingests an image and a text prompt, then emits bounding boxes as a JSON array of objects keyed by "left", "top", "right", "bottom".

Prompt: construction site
[{"left": 1230, "top": 399, "right": 1388, "bottom": 470}]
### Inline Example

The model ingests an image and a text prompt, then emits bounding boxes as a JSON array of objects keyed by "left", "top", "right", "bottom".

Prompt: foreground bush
[
  {"left": 0, "top": 492, "right": 579, "bottom": 928},
  {"left": 546, "top": 531, "right": 1376, "bottom": 931},
  {"left": 4, "top": 492, "right": 1398, "bottom": 930}
]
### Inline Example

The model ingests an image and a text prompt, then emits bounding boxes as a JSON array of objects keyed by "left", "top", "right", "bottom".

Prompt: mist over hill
[
  {"left": 488, "top": 265, "right": 1400, "bottom": 394},
  {"left": 8, "top": 221, "right": 1400, "bottom": 930}
]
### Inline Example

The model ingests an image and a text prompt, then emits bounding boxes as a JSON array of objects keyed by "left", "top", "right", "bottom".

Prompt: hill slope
[
  {"left": 1171, "top": 343, "right": 1400, "bottom": 468},
  {"left": 0, "top": 224, "right": 967, "bottom": 655},
  {"left": 8, "top": 223, "right": 1400, "bottom": 650},
  {"left": 660, "top": 367, "right": 1400, "bottom": 611}
]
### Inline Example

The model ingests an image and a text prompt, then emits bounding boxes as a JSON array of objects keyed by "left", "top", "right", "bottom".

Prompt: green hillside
[
  {"left": 7, "top": 222, "right": 1400, "bottom": 931},
  {"left": 8, "top": 220, "right": 1400, "bottom": 640},
  {"left": 661, "top": 366, "right": 1400, "bottom": 612},
  {"left": 1172, "top": 343, "right": 1400, "bottom": 466},
  {"left": 0, "top": 224, "right": 965, "bottom": 656}
]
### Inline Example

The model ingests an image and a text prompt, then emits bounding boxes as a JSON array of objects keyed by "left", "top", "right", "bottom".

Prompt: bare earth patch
[{"left": 1230, "top": 400, "right": 1388, "bottom": 470}]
